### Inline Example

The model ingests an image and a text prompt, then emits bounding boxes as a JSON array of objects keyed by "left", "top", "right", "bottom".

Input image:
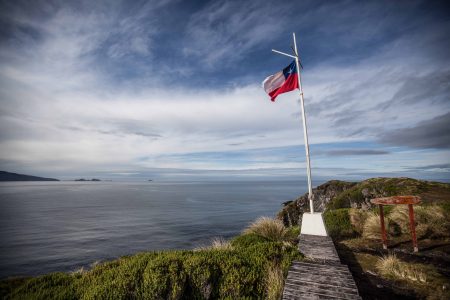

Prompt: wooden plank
[
  {"left": 282, "top": 233, "right": 361, "bottom": 300},
  {"left": 285, "top": 277, "right": 359, "bottom": 292},
  {"left": 284, "top": 283, "right": 361, "bottom": 299}
]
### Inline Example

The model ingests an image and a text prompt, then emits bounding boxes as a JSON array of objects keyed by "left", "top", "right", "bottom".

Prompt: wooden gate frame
[{"left": 370, "top": 196, "right": 421, "bottom": 252}]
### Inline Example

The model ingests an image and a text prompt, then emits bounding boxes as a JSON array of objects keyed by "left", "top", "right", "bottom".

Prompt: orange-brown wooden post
[
  {"left": 371, "top": 196, "right": 421, "bottom": 253},
  {"left": 408, "top": 204, "right": 418, "bottom": 252},
  {"left": 379, "top": 204, "right": 388, "bottom": 250}
]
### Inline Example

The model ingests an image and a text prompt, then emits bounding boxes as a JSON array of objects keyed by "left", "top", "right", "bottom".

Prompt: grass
[
  {"left": 1, "top": 217, "right": 302, "bottom": 299},
  {"left": 362, "top": 212, "right": 384, "bottom": 240},
  {"left": 390, "top": 205, "right": 450, "bottom": 239},
  {"left": 194, "top": 237, "right": 233, "bottom": 251},
  {"left": 376, "top": 254, "right": 427, "bottom": 283},
  {"left": 243, "top": 216, "right": 288, "bottom": 242},
  {"left": 265, "top": 262, "right": 284, "bottom": 300},
  {"left": 317, "top": 178, "right": 450, "bottom": 299},
  {"left": 327, "top": 177, "right": 447, "bottom": 209},
  {"left": 327, "top": 203, "right": 450, "bottom": 300}
]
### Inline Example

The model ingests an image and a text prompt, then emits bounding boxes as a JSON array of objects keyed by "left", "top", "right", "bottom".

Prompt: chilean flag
[{"left": 262, "top": 61, "right": 299, "bottom": 101}]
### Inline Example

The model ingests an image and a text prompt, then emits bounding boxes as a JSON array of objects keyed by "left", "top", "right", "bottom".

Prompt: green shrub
[
  {"left": 323, "top": 209, "right": 356, "bottom": 239},
  {"left": 329, "top": 189, "right": 364, "bottom": 209},
  {"left": 231, "top": 233, "right": 269, "bottom": 248},
  {"left": 349, "top": 208, "right": 368, "bottom": 235},
  {"left": 77, "top": 253, "right": 153, "bottom": 300},
  {"left": 286, "top": 225, "right": 300, "bottom": 241},
  {"left": 8, "top": 273, "right": 78, "bottom": 300},
  {"left": 139, "top": 252, "right": 188, "bottom": 299},
  {"left": 2, "top": 237, "right": 302, "bottom": 299}
]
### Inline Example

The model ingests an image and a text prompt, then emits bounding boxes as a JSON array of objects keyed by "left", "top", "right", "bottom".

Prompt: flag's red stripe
[{"left": 269, "top": 73, "right": 299, "bottom": 101}]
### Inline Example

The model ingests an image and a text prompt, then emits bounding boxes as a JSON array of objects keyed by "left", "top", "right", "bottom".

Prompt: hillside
[
  {"left": 0, "top": 171, "right": 59, "bottom": 182},
  {"left": 277, "top": 177, "right": 450, "bottom": 299},
  {"left": 277, "top": 177, "right": 450, "bottom": 226}
]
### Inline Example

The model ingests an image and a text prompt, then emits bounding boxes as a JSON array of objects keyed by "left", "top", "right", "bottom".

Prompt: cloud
[
  {"left": 324, "top": 149, "right": 390, "bottom": 156},
  {"left": 379, "top": 112, "right": 450, "bottom": 149},
  {"left": 182, "top": 0, "right": 289, "bottom": 67},
  {"left": 380, "top": 71, "right": 450, "bottom": 110},
  {"left": 403, "top": 163, "right": 450, "bottom": 171},
  {"left": 0, "top": 0, "right": 449, "bottom": 180}
]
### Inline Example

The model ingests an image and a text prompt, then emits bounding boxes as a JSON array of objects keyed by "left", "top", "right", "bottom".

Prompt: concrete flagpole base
[{"left": 300, "top": 212, "right": 328, "bottom": 236}]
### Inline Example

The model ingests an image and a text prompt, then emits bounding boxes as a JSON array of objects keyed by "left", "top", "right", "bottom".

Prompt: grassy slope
[
  {"left": 322, "top": 178, "right": 450, "bottom": 299},
  {"left": 0, "top": 230, "right": 301, "bottom": 300},
  {"left": 327, "top": 177, "right": 450, "bottom": 209}
]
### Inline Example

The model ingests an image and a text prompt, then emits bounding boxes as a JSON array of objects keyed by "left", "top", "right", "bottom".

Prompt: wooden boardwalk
[{"left": 282, "top": 234, "right": 362, "bottom": 300}]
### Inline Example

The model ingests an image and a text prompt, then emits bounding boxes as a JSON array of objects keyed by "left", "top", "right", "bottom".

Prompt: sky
[{"left": 0, "top": 0, "right": 449, "bottom": 182}]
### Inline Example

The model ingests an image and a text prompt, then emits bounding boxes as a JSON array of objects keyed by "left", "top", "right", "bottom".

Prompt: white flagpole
[
  {"left": 272, "top": 33, "right": 314, "bottom": 214},
  {"left": 292, "top": 33, "right": 314, "bottom": 214}
]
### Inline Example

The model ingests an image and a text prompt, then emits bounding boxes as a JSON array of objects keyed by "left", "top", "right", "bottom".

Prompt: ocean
[{"left": 0, "top": 180, "right": 305, "bottom": 278}]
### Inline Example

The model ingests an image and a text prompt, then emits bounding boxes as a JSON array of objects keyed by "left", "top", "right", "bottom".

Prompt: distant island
[
  {"left": 0, "top": 171, "right": 59, "bottom": 182},
  {"left": 74, "top": 178, "right": 101, "bottom": 182}
]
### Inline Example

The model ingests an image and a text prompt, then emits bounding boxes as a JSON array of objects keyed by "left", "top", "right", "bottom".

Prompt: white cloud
[
  {"left": 182, "top": 0, "right": 289, "bottom": 67},
  {"left": 0, "top": 0, "right": 448, "bottom": 177}
]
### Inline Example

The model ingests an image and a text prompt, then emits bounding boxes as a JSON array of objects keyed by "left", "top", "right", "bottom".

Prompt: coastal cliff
[{"left": 277, "top": 177, "right": 450, "bottom": 226}]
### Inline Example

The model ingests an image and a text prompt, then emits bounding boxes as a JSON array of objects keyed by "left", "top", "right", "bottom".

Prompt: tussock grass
[
  {"left": 194, "top": 237, "right": 233, "bottom": 251},
  {"left": 376, "top": 254, "right": 427, "bottom": 283},
  {"left": 362, "top": 212, "right": 383, "bottom": 240},
  {"left": 390, "top": 205, "right": 449, "bottom": 239},
  {"left": 244, "top": 217, "right": 287, "bottom": 242},
  {"left": 265, "top": 262, "right": 284, "bottom": 300},
  {"left": 362, "top": 212, "right": 402, "bottom": 240}
]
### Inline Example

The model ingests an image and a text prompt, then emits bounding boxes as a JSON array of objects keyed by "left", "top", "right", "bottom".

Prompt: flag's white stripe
[{"left": 262, "top": 71, "right": 284, "bottom": 94}]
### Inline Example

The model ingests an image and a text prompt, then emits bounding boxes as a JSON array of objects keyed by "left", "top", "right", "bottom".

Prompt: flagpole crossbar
[
  {"left": 271, "top": 49, "right": 297, "bottom": 59},
  {"left": 271, "top": 33, "right": 314, "bottom": 214}
]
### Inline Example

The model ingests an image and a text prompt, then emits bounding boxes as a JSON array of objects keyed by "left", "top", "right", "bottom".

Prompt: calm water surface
[{"left": 0, "top": 180, "right": 305, "bottom": 278}]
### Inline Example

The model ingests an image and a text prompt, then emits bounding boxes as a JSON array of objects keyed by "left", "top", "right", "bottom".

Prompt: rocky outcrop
[
  {"left": 277, "top": 177, "right": 450, "bottom": 227},
  {"left": 277, "top": 180, "right": 357, "bottom": 226}
]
